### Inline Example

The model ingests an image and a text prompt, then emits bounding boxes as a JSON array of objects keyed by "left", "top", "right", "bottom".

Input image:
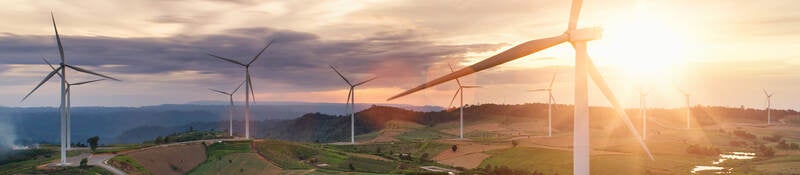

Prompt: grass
[
  {"left": 0, "top": 149, "right": 94, "bottom": 174},
  {"left": 254, "top": 139, "right": 404, "bottom": 173},
  {"left": 94, "top": 143, "right": 154, "bottom": 154},
  {"left": 40, "top": 166, "right": 114, "bottom": 175},
  {"left": 188, "top": 153, "right": 281, "bottom": 175},
  {"left": 396, "top": 128, "right": 455, "bottom": 142},
  {"left": 186, "top": 141, "right": 281, "bottom": 175},
  {"left": 109, "top": 155, "right": 153, "bottom": 175},
  {"left": 481, "top": 147, "right": 572, "bottom": 174},
  {"left": 327, "top": 141, "right": 450, "bottom": 162}
]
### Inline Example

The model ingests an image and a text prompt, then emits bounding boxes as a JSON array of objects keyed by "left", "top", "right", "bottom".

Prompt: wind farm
[{"left": 1, "top": 1, "right": 800, "bottom": 175}]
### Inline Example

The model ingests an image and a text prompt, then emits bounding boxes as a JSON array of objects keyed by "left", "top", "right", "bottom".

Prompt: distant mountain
[
  {"left": 3, "top": 102, "right": 794, "bottom": 145},
  {"left": 0, "top": 102, "right": 443, "bottom": 145}
]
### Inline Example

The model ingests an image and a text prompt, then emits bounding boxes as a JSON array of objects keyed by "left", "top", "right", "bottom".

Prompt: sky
[{"left": 0, "top": 0, "right": 798, "bottom": 110}]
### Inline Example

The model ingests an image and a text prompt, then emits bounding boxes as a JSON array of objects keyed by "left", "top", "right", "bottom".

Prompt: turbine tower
[
  {"left": 678, "top": 89, "right": 691, "bottom": 129},
  {"left": 385, "top": 1, "right": 654, "bottom": 174},
  {"left": 208, "top": 40, "right": 273, "bottom": 139},
  {"left": 528, "top": 73, "right": 557, "bottom": 137},
  {"left": 210, "top": 80, "right": 245, "bottom": 137},
  {"left": 763, "top": 89, "right": 773, "bottom": 125},
  {"left": 330, "top": 65, "right": 377, "bottom": 144},
  {"left": 44, "top": 58, "right": 105, "bottom": 149},
  {"left": 447, "top": 63, "right": 480, "bottom": 139},
  {"left": 639, "top": 88, "right": 648, "bottom": 140},
  {"left": 21, "top": 13, "right": 120, "bottom": 165}
]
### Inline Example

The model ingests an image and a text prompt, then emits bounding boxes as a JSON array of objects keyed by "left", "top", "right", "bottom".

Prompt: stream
[{"left": 691, "top": 152, "right": 756, "bottom": 174}]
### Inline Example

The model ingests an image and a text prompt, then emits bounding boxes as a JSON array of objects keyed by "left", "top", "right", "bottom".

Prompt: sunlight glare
[{"left": 592, "top": 2, "right": 692, "bottom": 79}]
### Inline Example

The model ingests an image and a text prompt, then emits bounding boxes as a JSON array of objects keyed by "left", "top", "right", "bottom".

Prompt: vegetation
[
  {"left": 481, "top": 165, "right": 555, "bottom": 175},
  {"left": 733, "top": 130, "right": 757, "bottom": 140},
  {"left": 254, "top": 139, "right": 406, "bottom": 173},
  {"left": 151, "top": 130, "right": 226, "bottom": 145},
  {"left": 686, "top": 144, "right": 721, "bottom": 156},
  {"left": 328, "top": 141, "right": 450, "bottom": 163},
  {"left": 108, "top": 155, "right": 153, "bottom": 175},
  {"left": 186, "top": 141, "right": 282, "bottom": 175},
  {"left": 87, "top": 136, "right": 100, "bottom": 152},
  {"left": 0, "top": 148, "right": 54, "bottom": 165}
]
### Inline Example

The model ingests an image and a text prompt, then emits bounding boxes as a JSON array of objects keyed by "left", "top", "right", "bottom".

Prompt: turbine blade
[
  {"left": 449, "top": 88, "right": 461, "bottom": 108},
  {"left": 387, "top": 35, "right": 569, "bottom": 101},
  {"left": 232, "top": 80, "right": 246, "bottom": 94},
  {"left": 65, "top": 64, "right": 121, "bottom": 81},
  {"left": 51, "top": 12, "right": 65, "bottom": 62},
  {"left": 70, "top": 79, "right": 104, "bottom": 86},
  {"left": 345, "top": 87, "right": 353, "bottom": 110},
  {"left": 248, "top": 40, "right": 273, "bottom": 66},
  {"left": 210, "top": 89, "right": 230, "bottom": 95},
  {"left": 42, "top": 57, "right": 64, "bottom": 79},
  {"left": 248, "top": 75, "right": 256, "bottom": 104},
  {"left": 448, "top": 63, "right": 462, "bottom": 87},
  {"left": 763, "top": 88, "right": 768, "bottom": 96},
  {"left": 354, "top": 76, "right": 377, "bottom": 87},
  {"left": 567, "top": 0, "right": 583, "bottom": 31},
  {"left": 208, "top": 53, "right": 246, "bottom": 66},
  {"left": 329, "top": 65, "right": 352, "bottom": 86},
  {"left": 21, "top": 67, "right": 62, "bottom": 102},
  {"left": 461, "top": 85, "right": 481, "bottom": 88},
  {"left": 550, "top": 94, "right": 557, "bottom": 105},
  {"left": 587, "top": 57, "right": 654, "bottom": 160},
  {"left": 548, "top": 72, "right": 557, "bottom": 89}
]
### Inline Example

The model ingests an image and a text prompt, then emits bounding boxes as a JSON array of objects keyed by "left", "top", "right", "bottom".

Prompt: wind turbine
[
  {"left": 763, "top": 89, "right": 773, "bottom": 125},
  {"left": 330, "top": 65, "right": 377, "bottom": 144},
  {"left": 210, "top": 80, "right": 246, "bottom": 137},
  {"left": 639, "top": 87, "right": 648, "bottom": 140},
  {"left": 208, "top": 40, "right": 273, "bottom": 139},
  {"left": 44, "top": 58, "right": 105, "bottom": 149},
  {"left": 21, "top": 13, "right": 120, "bottom": 165},
  {"left": 528, "top": 73, "right": 557, "bottom": 137},
  {"left": 447, "top": 63, "right": 481, "bottom": 139},
  {"left": 678, "top": 89, "right": 691, "bottom": 129},
  {"left": 385, "top": 0, "right": 654, "bottom": 174}
]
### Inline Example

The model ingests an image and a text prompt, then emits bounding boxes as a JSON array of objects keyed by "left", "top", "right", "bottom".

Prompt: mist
[{"left": 0, "top": 118, "right": 16, "bottom": 157}]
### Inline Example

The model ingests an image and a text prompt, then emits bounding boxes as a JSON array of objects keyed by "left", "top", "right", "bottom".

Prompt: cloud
[{"left": 0, "top": 27, "right": 503, "bottom": 95}]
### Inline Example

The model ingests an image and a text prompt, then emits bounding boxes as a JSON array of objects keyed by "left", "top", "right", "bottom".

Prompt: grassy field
[
  {"left": 396, "top": 128, "right": 456, "bottom": 141},
  {"left": 187, "top": 141, "right": 282, "bottom": 175},
  {"left": 109, "top": 155, "right": 153, "bottom": 175},
  {"left": 254, "top": 139, "right": 404, "bottom": 173}
]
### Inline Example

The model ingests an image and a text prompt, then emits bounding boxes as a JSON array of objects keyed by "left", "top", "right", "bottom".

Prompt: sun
[{"left": 591, "top": 2, "right": 692, "bottom": 79}]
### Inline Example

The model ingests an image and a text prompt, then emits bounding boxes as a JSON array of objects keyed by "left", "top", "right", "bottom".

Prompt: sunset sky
[{"left": 0, "top": 0, "right": 798, "bottom": 110}]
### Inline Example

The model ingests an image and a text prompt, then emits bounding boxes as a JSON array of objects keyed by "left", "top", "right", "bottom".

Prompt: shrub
[
  {"left": 451, "top": 145, "right": 458, "bottom": 152},
  {"left": 79, "top": 158, "right": 88, "bottom": 168}
]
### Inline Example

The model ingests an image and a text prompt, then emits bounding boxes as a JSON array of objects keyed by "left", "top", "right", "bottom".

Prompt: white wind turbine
[
  {"left": 763, "top": 89, "right": 773, "bottom": 125},
  {"left": 528, "top": 73, "right": 557, "bottom": 137},
  {"left": 446, "top": 63, "right": 481, "bottom": 139},
  {"left": 210, "top": 80, "right": 246, "bottom": 137},
  {"left": 678, "top": 89, "right": 691, "bottom": 129},
  {"left": 639, "top": 87, "right": 649, "bottom": 140},
  {"left": 330, "top": 65, "right": 377, "bottom": 144},
  {"left": 44, "top": 58, "right": 105, "bottom": 149},
  {"left": 208, "top": 40, "right": 273, "bottom": 139},
  {"left": 21, "top": 13, "right": 120, "bottom": 165},
  {"left": 386, "top": 1, "right": 654, "bottom": 173}
]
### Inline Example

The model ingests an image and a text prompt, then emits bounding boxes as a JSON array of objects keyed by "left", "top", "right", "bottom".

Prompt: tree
[
  {"left": 79, "top": 158, "right": 88, "bottom": 168},
  {"left": 451, "top": 145, "right": 458, "bottom": 152},
  {"left": 348, "top": 163, "right": 355, "bottom": 171},
  {"left": 87, "top": 136, "right": 100, "bottom": 152},
  {"left": 511, "top": 140, "right": 519, "bottom": 147},
  {"left": 419, "top": 153, "right": 430, "bottom": 163}
]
